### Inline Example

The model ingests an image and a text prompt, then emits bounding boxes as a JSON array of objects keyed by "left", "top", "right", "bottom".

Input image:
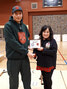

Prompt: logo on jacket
[
  {"left": 18, "top": 32, "right": 26, "bottom": 44},
  {"left": 45, "top": 42, "right": 50, "bottom": 49}
]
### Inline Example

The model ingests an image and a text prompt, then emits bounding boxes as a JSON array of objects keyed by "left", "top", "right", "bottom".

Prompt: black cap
[{"left": 12, "top": 6, "right": 23, "bottom": 13}]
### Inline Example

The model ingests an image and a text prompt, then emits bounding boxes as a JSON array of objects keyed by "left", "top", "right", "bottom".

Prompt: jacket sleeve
[
  {"left": 42, "top": 39, "right": 57, "bottom": 56},
  {"left": 33, "top": 49, "right": 37, "bottom": 54},
  {"left": 4, "top": 24, "right": 28, "bottom": 55}
]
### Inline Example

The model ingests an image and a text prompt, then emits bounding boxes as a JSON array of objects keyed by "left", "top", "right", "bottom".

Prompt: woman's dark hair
[{"left": 39, "top": 25, "right": 53, "bottom": 40}]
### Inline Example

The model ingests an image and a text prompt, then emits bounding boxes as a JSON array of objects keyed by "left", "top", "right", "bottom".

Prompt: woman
[{"left": 33, "top": 25, "right": 57, "bottom": 89}]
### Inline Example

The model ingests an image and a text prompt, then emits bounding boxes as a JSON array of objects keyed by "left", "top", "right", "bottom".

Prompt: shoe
[
  {"left": 41, "top": 83, "right": 44, "bottom": 85},
  {"left": 39, "top": 77, "right": 41, "bottom": 80}
]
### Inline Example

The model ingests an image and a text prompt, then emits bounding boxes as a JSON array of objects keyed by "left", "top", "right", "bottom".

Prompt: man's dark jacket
[{"left": 4, "top": 16, "right": 30, "bottom": 59}]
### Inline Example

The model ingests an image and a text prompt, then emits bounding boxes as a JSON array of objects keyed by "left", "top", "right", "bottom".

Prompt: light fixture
[
  {"left": 15, "top": 0, "right": 21, "bottom": 2},
  {"left": 49, "top": 0, "right": 54, "bottom": 1}
]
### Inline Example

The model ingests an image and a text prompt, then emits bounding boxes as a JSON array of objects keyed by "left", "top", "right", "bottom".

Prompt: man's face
[{"left": 12, "top": 11, "right": 23, "bottom": 23}]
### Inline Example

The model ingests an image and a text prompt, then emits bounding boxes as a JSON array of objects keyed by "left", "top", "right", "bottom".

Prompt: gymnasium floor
[{"left": 0, "top": 40, "right": 67, "bottom": 89}]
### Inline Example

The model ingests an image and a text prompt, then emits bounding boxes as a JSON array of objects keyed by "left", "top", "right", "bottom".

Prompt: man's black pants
[
  {"left": 7, "top": 57, "right": 31, "bottom": 89},
  {"left": 41, "top": 69, "right": 54, "bottom": 89}
]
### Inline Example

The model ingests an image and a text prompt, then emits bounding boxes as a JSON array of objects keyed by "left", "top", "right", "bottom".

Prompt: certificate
[{"left": 30, "top": 40, "right": 41, "bottom": 48}]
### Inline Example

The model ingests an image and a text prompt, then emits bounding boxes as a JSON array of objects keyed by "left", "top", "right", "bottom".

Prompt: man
[{"left": 4, "top": 6, "right": 34, "bottom": 89}]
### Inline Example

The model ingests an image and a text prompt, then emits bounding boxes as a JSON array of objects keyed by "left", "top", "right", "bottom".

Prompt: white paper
[{"left": 30, "top": 40, "right": 41, "bottom": 48}]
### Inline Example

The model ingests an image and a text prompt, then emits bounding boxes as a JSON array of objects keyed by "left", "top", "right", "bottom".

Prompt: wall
[
  {"left": 28, "top": 0, "right": 67, "bottom": 12},
  {"left": 0, "top": 0, "right": 29, "bottom": 25},
  {"left": 33, "top": 15, "right": 67, "bottom": 37},
  {"left": 0, "top": 0, "right": 67, "bottom": 39},
  {"left": 0, "top": 0, "right": 67, "bottom": 25}
]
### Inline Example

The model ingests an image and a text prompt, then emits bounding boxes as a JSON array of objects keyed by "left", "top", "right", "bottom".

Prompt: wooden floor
[{"left": 0, "top": 40, "right": 67, "bottom": 89}]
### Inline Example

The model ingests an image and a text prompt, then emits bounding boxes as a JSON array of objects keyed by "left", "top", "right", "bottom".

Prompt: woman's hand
[
  {"left": 37, "top": 47, "right": 43, "bottom": 51},
  {"left": 28, "top": 46, "right": 33, "bottom": 50}
]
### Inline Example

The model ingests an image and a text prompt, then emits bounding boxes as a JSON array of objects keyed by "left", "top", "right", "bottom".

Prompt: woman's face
[{"left": 42, "top": 28, "right": 50, "bottom": 39}]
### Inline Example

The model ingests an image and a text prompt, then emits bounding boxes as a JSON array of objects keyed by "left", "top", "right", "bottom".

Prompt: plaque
[{"left": 30, "top": 40, "right": 41, "bottom": 48}]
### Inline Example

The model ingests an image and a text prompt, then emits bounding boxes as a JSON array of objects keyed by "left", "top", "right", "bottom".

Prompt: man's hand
[{"left": 27, "top": 52, "right": 35, "bottom": 59}]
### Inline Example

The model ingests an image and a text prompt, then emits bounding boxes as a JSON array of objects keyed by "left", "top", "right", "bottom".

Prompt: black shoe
[
  {"left": 41, "top": 83, "right": 44, "bottom": 85},
  {"left": 39, "top": 77, "right": 41, "bottom": 80}
]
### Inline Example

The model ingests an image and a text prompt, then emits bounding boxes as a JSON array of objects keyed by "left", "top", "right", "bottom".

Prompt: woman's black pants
[{"left": 41, "top": 69, "right": 54, "bottom": 89}]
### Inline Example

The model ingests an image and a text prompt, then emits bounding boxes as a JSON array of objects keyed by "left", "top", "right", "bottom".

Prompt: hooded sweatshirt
[{"left": 4, "top": 16, "right": 30, "bottom": 59}]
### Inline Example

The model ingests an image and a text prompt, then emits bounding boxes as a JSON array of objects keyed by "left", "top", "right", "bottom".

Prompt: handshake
[
  {"left": 27, "top": 46, "right": 36, "bottom": 59},
  {"left": 27, "top": 52, "right": 36, "bottom": 59}
]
